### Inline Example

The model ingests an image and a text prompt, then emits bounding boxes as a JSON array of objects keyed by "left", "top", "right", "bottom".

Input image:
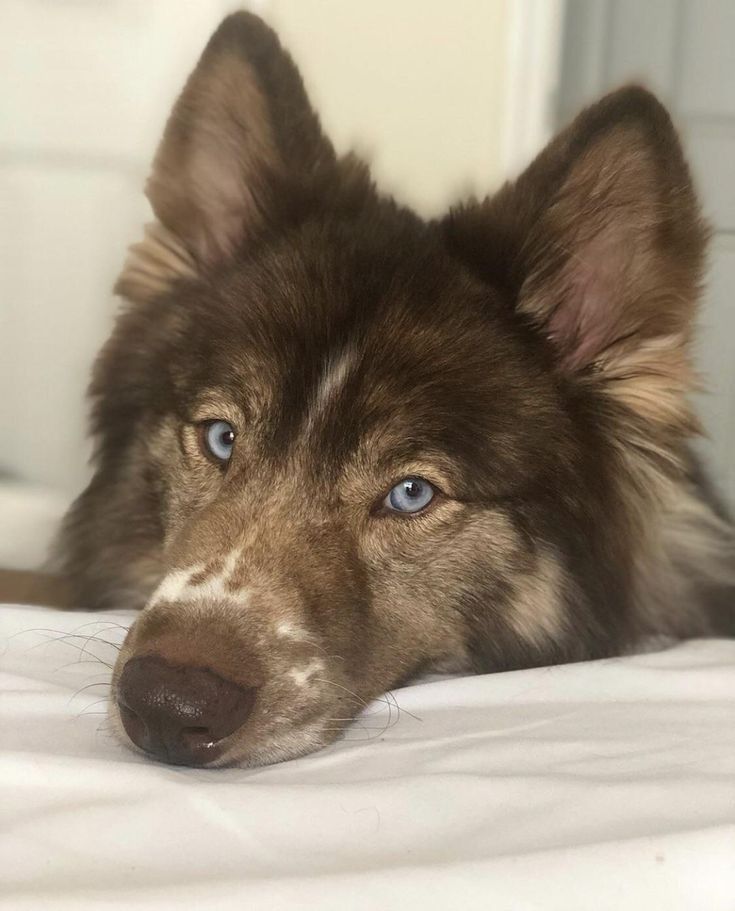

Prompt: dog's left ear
[
  {"left": 444, "top": 87, "right": 707, "bottom": 438},
  {"left": 118, "top": 12, "right": 336, "bottom": 302}
]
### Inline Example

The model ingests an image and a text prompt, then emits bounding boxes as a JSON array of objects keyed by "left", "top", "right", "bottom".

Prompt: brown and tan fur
[{"left": 59, "top": 12, "right": 735, "bottom": 767}]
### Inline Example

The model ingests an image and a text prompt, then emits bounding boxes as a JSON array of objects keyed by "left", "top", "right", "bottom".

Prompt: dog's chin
[{"left": 212, "top": 721, "right": 342, "bottom": 768}]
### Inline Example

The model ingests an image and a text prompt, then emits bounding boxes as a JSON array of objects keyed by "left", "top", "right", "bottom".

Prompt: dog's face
[{"left": 62, "top": 13, "right": 708, "bottom": 766}]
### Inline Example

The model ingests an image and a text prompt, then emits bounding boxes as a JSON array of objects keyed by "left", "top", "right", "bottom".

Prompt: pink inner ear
[{"left": 546, "top": 226, "right": 635, "bottom": 372}]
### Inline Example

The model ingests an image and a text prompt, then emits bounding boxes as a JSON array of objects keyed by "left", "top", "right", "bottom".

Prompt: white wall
[{"left": 268, "top": 0, "right": 512, "bottom": 216}]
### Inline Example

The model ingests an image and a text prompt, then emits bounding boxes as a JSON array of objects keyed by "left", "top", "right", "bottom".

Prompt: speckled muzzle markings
[{"left": 108, "top": 505, "right": 376, "bottom": 767}]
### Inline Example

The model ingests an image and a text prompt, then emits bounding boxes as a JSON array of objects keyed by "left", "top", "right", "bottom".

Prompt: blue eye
[
  {"left": 384, "top": 477, "right": 435, "bottom": 514},
  {"left": 200, "top": 420, "right": 236, "bottom": 463}
]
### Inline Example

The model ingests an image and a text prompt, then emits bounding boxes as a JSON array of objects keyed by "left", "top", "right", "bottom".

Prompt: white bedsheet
[{"left": 1, "top": 603, "right": 734, "bottom": 910}]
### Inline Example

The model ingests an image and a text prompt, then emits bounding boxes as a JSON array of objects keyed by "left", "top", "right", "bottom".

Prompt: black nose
[{"left": 116, "top": 656, "right": 256, "bottom": 766}]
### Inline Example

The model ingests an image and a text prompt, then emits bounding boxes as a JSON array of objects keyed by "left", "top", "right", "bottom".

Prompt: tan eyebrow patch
[
  {"left": 506, "top": 548, "right": 567, "bottom": 649},
  {"left": 189, "top": 390, "right": 246, "bottom": 428}
]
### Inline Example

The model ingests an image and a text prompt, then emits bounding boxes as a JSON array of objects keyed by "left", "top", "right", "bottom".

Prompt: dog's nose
[{"left": 116, "top": 655, "right": 256, "bottom": 766}]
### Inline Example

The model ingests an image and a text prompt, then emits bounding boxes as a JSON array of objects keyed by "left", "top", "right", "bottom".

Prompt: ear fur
[
  {"left": 444, "top": 87, "right": 708, "bottom": 449},
  {"left": 117, "top": 11, "right": 336, "bottom": 302}
]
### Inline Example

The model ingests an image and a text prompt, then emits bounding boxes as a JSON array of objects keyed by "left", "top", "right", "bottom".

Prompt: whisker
[
  {"left": 56, "top": 660, "right": 115, "bottom": 673},
  {"left": 314, "top": 677, "right": 422, "bottom": 739},
  {"left": 77, "top": 697, "right": 111, "bottom": 716},
  {"left": 19, "top": 628, "right": 124, "bottom": 652},
  {"left": 322, "top": 726, "right": 394, "bottom": 743},
  {"left": 312, "top": 677, "right": 371, "bottom": 709},
  {"left": 67, "top": 681, "right": 113, "bottom": 705},
  {"left": 322, "top": 716, "right": 367, "bottom": 722},
  {"left": 381, "top": 689, "right": 422, "bottom": 723},
  {"left": 53, "top": 647, "right": 114, "bottom": 670},
  {"left": 67, "top": 620, "right": 130, "bottom": 634},
  {"left": 72, "top": 680, "right": 112, "bottom": 692},
  {"left": 22, "top": 634, "right": 119, "bottom": 670},
  {"left": 323, "top": 722, "right": 393, "bottom": 732}
]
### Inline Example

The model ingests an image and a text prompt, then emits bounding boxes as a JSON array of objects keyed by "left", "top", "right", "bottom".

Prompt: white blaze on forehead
[
  {"left": 147, "top": 547, "right": 248, "bottom": 607},
  {"left": 307, "top": 347, "right": 356, "bottom": 428}
]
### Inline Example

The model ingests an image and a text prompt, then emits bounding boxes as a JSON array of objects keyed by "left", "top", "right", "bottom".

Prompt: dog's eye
[
  {"left": 199, "top": 420, "right": 236, "bottom": 464},
  {"left": 384, "top": 477, "right": 435, "bottom": 514}
]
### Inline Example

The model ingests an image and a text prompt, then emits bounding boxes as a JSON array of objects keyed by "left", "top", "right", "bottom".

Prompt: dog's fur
[{"left": 59, "top": 12, "right": 735, "bottom": 766}]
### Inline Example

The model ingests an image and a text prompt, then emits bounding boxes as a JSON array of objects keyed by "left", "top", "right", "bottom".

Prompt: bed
[{"left": 2, "top": 601, "right": 734, "bottom": 910}]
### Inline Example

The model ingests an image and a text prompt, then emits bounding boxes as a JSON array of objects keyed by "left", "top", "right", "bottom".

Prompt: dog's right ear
[
  {"left": 117, "top": 12, "right": 336, "bottom": 303},
  {"left": 443, "top": 87, "right": 707, "bottom": 457}
]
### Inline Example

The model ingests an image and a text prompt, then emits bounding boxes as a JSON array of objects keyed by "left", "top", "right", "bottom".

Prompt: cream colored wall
[{"left": 268, "top": 0, "right": 511, "bottom": 215}]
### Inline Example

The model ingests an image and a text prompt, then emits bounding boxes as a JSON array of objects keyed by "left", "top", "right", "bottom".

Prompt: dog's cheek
[
  {"left": 58, "top": 432, "right": 166, "bottom": 610},
  {"left": 144, "top": 416, "right": 225, "bottom": 546},
  {"left": 361, "top": 506, "right": 574, "bottom": 678},
  {"left": 357, "top": 513, "right": 478, "bottom": 680}
]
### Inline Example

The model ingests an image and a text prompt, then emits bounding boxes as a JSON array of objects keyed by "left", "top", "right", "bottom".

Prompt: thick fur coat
[{"left": 60, "top": 13, "right": 735, "bottom": 766}]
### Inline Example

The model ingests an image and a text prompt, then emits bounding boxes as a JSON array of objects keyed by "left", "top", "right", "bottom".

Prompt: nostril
[
  {"left": 116, "top": 655, "right": 257, "bottom": 766},
  {"left": 118, "top": 703, "right": 150, "bottom": 752},
  {"left": 179, "top": 726, "right": 217, "bottom": 751}
]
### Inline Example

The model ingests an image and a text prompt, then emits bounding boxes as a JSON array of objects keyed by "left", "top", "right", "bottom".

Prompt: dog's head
[{"left": 63, "top": 13, "right": 707, "bottom": 766}]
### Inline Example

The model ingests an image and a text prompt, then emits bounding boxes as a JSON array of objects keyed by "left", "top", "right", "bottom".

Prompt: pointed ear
[
  {"left": 118, "top": 11, "right": 336, "bottom": 302},
  {"left": 444, "top": 87, "right": 708, "bottom": 437}
]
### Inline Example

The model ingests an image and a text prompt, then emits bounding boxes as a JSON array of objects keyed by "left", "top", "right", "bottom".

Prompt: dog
[{"left": 59, "top": 12, "right": 735, "bottom": 767}]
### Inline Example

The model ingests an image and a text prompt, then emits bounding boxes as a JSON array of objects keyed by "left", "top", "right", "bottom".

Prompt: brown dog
[{"left": 59, "top": 12, "right": 735, "bottom": 767}]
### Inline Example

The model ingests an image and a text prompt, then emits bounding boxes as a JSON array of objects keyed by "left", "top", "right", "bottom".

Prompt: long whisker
[
  {"left": 66, "top": 620, "right": 130, "bottom": 634},
  {"left": 19, "top": 629, "right": 124, "bottom": 651},
  {"left": 315, "top": 677, "right": 422, "bottom": 742},
  {"left": 67, "top": 681, "right": 113, "bottom": 706},
  {"left": 51, "top": 645, "right": 115, "bottom": 669},
  {"left": 56, "top": 660, "right": 115, "bottom": 674},
  {"left": 383, "top": 688, "right": 422, "bottom": 723},
  {"left": 77, "top": 697, "right": 112, "bottom": 716},
  {"left": 312, "top": 677, "right": 371, "bottom": 709}
]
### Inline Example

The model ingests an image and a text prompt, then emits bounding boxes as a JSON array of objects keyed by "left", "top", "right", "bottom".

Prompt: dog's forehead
[
  {"left": 186, "top": 223, "right": 453, "bottom": 365},
  {"left": 166, "top": 213, "right": 553, "bottom": 487},
  {"left": 205, "top": 246, "right": 485, "bottom": 376}
]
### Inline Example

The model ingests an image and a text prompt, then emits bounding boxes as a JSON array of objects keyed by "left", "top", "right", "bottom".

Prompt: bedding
[{"left": 1, "top": 602, "right": 734, "bottom": 910}]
